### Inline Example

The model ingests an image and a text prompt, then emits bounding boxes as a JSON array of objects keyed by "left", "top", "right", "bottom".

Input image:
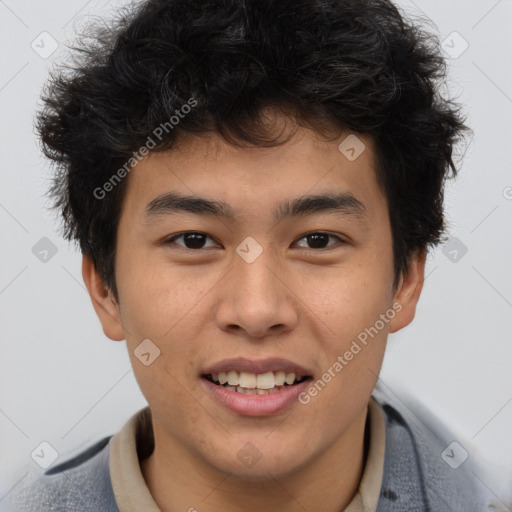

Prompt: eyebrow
[{"left": 144, "top": 191, "right": 369, "bottom": 223}]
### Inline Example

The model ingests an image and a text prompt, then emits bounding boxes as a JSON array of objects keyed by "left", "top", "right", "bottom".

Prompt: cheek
[
  {"left": 295, "top": 258, "right": 393, "bottom": 340},
  {"left": 132, "top": 357, "right": 206, "bottom": 439},
  {"left": 317, "top": 266, "right": 392, "bottom": 396},
  {"left": 116, "top": 246, "right": 214, "bottom": 339}
]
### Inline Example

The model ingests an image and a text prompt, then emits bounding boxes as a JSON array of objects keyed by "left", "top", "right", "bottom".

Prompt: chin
[{"left": 203, "top": 441, "right": 311, "bottom": 481}]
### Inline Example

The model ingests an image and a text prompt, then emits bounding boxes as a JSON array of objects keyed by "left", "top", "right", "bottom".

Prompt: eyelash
[{"left": 162, "top": 231, "right": 347, "bottom": 252}]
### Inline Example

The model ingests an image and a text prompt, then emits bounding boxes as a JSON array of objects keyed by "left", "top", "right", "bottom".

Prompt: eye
[
  {"left": 164, "top": 232, "right": 219, "bottom": 250},
  {"left": 293, "top": 232, "right": 346, "bottom": 250},
  {"left": 163, "top": 231, "right": 346, "bottom": 252}
]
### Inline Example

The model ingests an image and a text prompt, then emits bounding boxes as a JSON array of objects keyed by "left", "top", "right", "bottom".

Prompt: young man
[{"left": 9, "top": 0, "right": 499, "bottom": 510}]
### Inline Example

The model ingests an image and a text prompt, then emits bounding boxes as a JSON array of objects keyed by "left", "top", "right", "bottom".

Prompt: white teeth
[
  {"left": 239, "top": 372, "right": 257, "bottom": 389},
  {"left": 209, "top": 370, "right": 304, "bottom": 391},
  {"left": 285, "top": 372, "right": 296, "bottom": 385},
  {"left": 227, "top": 370, "right": 238, "bottom": 386},
  {"left": 275, "top": 370, "right": 286, "bottom": 386},
  {"left": 256, "top": 371, "right": 275, "bottom": 389},
  {"left": 236, "top": 386, "right": 258, "bottom": 395}
]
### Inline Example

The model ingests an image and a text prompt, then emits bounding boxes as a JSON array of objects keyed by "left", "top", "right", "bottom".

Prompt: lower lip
[{"left": 201, "top": 378, "right": 311, "bottom": 417}]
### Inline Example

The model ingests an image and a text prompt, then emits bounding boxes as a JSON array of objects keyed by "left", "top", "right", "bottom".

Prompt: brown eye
[
  {"left": 163, "top": 231, "right": 346, "bottom": 252},
  {"left": 165, "top": 232, "right": 219, "bottom": 250},
  {"left": 293, "top": 232, "right": 345, "bottom": 250}
]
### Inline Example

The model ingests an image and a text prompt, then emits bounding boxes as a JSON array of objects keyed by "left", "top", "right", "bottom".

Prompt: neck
[{"left": 141, "top": 407, "right": 369, "bottom": 512}]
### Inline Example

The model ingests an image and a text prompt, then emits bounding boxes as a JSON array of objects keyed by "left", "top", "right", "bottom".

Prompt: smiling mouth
[{"left": 202, "top": 371, "right": 311, "bottom": 395}]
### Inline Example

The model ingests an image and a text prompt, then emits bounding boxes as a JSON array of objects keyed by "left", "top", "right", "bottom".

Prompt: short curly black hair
[{"left": 38, "top": 0, "right": 468, "bottom": 302}]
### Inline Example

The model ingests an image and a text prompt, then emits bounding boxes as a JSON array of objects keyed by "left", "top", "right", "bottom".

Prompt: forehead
[{"left": 120, "top": 123, "right": 386, "bottom": 226}]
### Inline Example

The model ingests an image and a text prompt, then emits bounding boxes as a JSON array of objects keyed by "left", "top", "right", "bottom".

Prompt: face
[{"left": 84, "top": 116, "right": 424, "bottom": 480}]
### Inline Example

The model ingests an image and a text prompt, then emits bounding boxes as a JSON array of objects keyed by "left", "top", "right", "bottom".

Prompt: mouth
[
  {"left": 202, "top": 370, "right": 310, "bottom": 395},
  {"left": 200, "top": 358, "right": 314, "bottom": 416}
]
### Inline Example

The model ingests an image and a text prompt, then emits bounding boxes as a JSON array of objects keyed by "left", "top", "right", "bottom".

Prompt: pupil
[
  {"left": 184, "top": 233, "right": 206, "bottom": 249},
  {"left": 307, "top": 233, "right": 328, "bottom": 249}
]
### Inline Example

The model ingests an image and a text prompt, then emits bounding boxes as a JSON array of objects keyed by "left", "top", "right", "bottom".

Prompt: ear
[
  {"left": 388, "top": 249, "right": 427, "bottom": 334},
  {"left": 81, "top": 254, "right": 125, "bottom": 341}
]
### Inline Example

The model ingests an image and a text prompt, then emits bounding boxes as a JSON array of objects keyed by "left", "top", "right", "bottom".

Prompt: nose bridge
[
  {"left": 214, "top": 241, "right": 298, "bottom": 337},
  {"left": 238, "top": 250, "right": 278, "bottom": 298},
  {"left": 233, "top": 241, "right": 283, "bottom": 309}
]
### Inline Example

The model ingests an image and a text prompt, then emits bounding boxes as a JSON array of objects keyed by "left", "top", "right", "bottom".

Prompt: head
[{"left": 38, "top": 0, "right": 467, "bottom": 480}]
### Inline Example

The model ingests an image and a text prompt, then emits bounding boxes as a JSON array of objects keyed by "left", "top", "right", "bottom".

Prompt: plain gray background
[{"left": 1, "top": 0, "right": 511, "bottom": 506}]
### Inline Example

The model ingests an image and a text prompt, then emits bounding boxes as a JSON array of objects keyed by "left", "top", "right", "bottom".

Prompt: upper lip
[{"left": 201, "top": 357, "right": 313, "bottom": 377}]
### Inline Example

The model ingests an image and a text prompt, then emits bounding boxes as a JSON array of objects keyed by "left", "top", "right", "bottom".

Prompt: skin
[{"left": 82, "top": 114, "right": 425, "bottom": 512}]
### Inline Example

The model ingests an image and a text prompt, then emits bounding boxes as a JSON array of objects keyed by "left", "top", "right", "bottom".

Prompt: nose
[{"left": 213, "top": 249, "right": 299, "bottom": 340}]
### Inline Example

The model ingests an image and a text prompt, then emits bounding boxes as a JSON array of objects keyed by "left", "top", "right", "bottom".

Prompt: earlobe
[
  {"left": 388, "top": 249, "right": 427, "bottom": 334},
  {"left": 81, "top": 255, "right": 125, "bottom": 341}
]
